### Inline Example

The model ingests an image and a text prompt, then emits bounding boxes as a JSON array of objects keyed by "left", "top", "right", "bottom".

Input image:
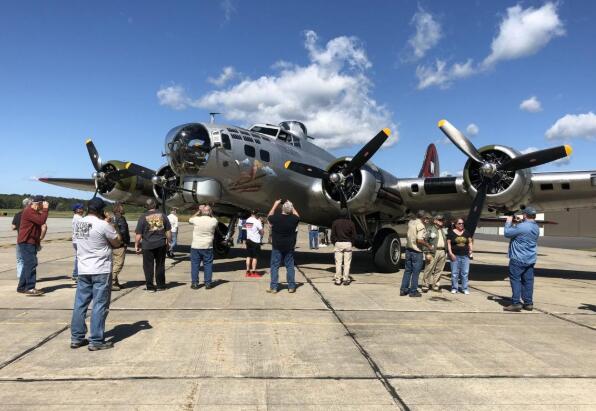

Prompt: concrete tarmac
[{"left": 0, "top": 217, "right": 595, "bottom": 410}]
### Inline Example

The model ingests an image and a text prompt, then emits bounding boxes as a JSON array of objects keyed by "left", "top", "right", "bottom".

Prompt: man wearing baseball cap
[
  {"left": 71, "top": 203, "right": 85, "bottom": 282},
  {"left": 503, "top": 206, "right": 540, "bottom": 312},
  {"left": 70, "top": 197, "right": 121, "bottom": 350}
]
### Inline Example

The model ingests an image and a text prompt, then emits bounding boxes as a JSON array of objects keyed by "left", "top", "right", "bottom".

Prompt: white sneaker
[
  {"left": 463, "top": 290, "right": 470, "bottom": 295},
  {"left": 451, "top": 289, "right": 457, "bottom": 294}
]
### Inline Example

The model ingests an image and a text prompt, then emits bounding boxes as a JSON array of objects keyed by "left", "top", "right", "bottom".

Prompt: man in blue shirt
[{"left": 503, "top": 207, "right": 540, "bottom": 312}]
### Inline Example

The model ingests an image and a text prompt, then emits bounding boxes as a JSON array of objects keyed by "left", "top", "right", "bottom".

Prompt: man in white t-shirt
[
  {"left": 244, "top": 210, "right": 264, "bottom": 277},
  {"left": 71, "top": 203, "right": 84, "bottom": 281},
  {"left": 188, "top": 204, "right": 218, "bottom": 289},
  {"left": 70, "top": 197, "right": 121, "bottom": 351},
  {"left": 167, "top": 208, "right": 179, "bottom": 258}
]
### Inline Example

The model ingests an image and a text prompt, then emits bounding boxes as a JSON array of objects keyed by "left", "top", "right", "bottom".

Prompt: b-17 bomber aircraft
[{"left": 41, "top": 119, "right": 596, "bottom": 272}]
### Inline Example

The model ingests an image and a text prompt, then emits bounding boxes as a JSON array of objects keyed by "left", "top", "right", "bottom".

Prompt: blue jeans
[
  {"left": 170, "top": 231, "right": 178, "bottom": 252},
  {"left": 190, "top": 248, "right": 213, "bottom": 285},
  {"left": 451, "top": 255, "right": 470, "bottom": 292},
  {"left": 309, "top": 231, "right": 319, "bottom": 249},
  {"left": 70, "top": 273, "right": 111, "bottom": 345},
  {"left": 509, "top": 259, "right": 534, "bottom": 305},
  {"left": 270, "top": 249, "right": 295, "bottom": 290},
  {"left": 401, "top": 249, "right": 423, "bottom": 294},
  {"left": 16, "top": 245, "right": 23, "bottom": 279},
  {"left": 17, "top": 243, "right": 38, "bottom": 292},
  {"left": 72, "top": 243, "right": 78, "bottom": 278}
]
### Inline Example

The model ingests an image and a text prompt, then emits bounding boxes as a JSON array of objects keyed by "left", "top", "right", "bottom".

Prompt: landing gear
[
  {"left": 214, "top": 221, "right": 233, "bottom": 258},
  {"left": 372, "top": 230, "right": 401, "bottom": 273}
]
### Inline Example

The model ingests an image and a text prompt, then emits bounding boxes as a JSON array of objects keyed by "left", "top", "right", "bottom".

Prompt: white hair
[
  {"left": 22, "top": 198, "right": 32, "bottom": 207},
  {"left": 282, "top": 200, "right": 294, "bottom": 214}
]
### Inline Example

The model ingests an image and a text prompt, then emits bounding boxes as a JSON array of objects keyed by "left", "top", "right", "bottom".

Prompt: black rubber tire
[
  {"left": 373, "top": 231, "right": 401, "bottom": 273},
  {"left": 214, "top": 222, "right": 231, "bottom": 259}
]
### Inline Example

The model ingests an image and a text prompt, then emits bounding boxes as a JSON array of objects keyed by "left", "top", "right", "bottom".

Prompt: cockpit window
[{"left": 250, "top": 126, "right": 279, "bottom": 137}]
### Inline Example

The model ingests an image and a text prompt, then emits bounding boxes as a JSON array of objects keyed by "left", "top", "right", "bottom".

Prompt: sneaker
[
  {"left": 88, "top": 341, "right": 114, "bottom": 351},
  {"left": 24, "top": 289, "right": 44, "bottom": 296},
  {"left": 288, "top": 288, "right": 296, "bottom": 293},
  {"left": 266, "top": 288, "right": 278, "bottom": 294},
  {"left": 190, "top": 283, "right": 199, "bottom": 290},
  {"left": 421, "top": 286, "right": 429, "bottom": 293},
  {"left": 503, "top": 304, "right": 522, "bottom": 312},
  {"left": 245, "top": 271, "right": 252, "bottom": 277},
  {"left": 409, "top": 292, "right": 422, "bottom": 297},
  {"left": 111, "top": 283, "right": 121, "bottom": 291},
  {"left": 204, "top": 283, "right": 214, "bottom": 290},
  {"left": 156, "top": 286, "right": 167, "bottom": 291},
  {"left": 463, "top": 290, "right": 470, "bottom": 295},
  {"left": 251, "top": 271, "right": 264, "bottom": 277},
  {"left": 70, "top": 339, "right": 89, "bottom": 349},
  {"left": 145, "top": 286, "right": 156, "bottom": 292},
  {"left": 450, "top": 289, "right": 457, "bottom": 294},
  {"left": 334, "top": 279, "right": 342, "bottom": 286},
  {"left": 342, "top": 280, "right": 351, "bottom": 286},
  {"left": 399, "top": 290, "right": 408, "bottom": 296},
  {"left": 431, "top": 286, "right": 440, "bottom": 292},
  {"left": 16, "top": 289, "right": 26, "bottom": 294},
  {"left": 523, "top": 304, "right": 534, "bottom": 311}
]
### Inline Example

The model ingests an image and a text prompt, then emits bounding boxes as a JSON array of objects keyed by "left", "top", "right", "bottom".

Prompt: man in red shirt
[{"left": 17, "top": 195, "right": 49, "bottom": 296}]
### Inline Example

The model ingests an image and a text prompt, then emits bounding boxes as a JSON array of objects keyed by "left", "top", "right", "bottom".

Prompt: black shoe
[
  {"left": 204, "top": 283, "right": 214, "bottom": 290},
  {"left": 288, "top": 288, "right": 296, "bottom": 293},
  {"left": 523, "top": 304, "right": 534, "bottom": 311},
  {"left": 409, "top": 292, "right": 422, "bottom": 297},
  {"left": 70, "top": 339, "right": 89, "bottom": 349},
  {"left": 156, "top": 286, "right": 167, "bottom": 291},
  {"left": 190, "top": 283, "right": 199, "bottom": 290},
  {"left": 145, "top": 286, "right": 156, "bottom": 292},
  {"left": 88, "top": 341, "right": 114, "bottom": 351},
  {"left": 399, "top": 290, "right": 408, "bottom": 296},
  {"left": 343, "top": 280, "right": 351, "bottom": 286},
  {"left": 503, "top": 304, "right": 522, "bottom": 312}
]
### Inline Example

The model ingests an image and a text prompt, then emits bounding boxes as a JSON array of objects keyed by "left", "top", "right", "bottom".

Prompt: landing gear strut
[{"left": 214, "top": 216, "right": 237, "bottom": 258}]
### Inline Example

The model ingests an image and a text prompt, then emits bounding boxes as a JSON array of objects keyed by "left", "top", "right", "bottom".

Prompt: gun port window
[
  {"left": 221, "top": 134, "right": 231, "bottom": 150},
  {"left": 244, "top": 145, "right": 256, "bottom": 158},
  {"left": 260, "top": 150, "right": 270, "bottom": 162}
]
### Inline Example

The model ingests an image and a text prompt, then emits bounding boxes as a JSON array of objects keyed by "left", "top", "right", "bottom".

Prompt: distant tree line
[{"left": 0, "top": 194, "right": 145, "bottom": 213}]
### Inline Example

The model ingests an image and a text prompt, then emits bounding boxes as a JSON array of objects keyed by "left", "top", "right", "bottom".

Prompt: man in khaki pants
[
  {"left": 421, "top": 214, "right": 447, "bottom": 292},
  {"left": 111, "top": 203, "right": 129, "bottom": 291},
  {"left": 331, "top": 209, "right": 357, "bottom": 286}
]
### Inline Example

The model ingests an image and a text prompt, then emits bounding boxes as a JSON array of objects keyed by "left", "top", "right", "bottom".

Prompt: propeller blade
[
  {"left": 342, "top": 128, "right": 391, "bottom": 176},
  {"left": 284, "top": 161, "right": 329, "bottom": 180},
  {"left": 85, "top": 139, "right": 102, "bottom": 171},
  {"left": 465, "top": 181, "right": 488, "bottom": 236},
  {"left": 499, "top": 145, "right": 572, "bottom": 172},
  {"left": 125, "top": 162, "right": 156, "bottom": 178},
  {"left": 438, "top": 120, "right": 484, "bottom": 164}
]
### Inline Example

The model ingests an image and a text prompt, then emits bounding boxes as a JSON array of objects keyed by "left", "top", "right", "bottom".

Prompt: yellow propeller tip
[
  {"left": 437, "top": 119, "right": 446, "bottom": 128},
  {"left": 382, "top": 128, "right": 391, "bottom": 136},
  {"left": 284, "top": 160, "right": 292, "bottom": 169},
  {"left": 85, "top": 138, "right": 92, "bottom": 144},
  {"left": 125, "top": 162, "right": 132, "bottom": 169},
  {"left": 564, "top": 145, "right": 573, "bottom": 156}
]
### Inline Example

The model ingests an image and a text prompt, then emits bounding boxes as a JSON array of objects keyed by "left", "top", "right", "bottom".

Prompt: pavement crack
[{"left": 296, "top": 265, "right": 410, "bottom": 411}]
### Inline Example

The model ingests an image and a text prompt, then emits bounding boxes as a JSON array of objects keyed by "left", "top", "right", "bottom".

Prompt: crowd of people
[{"left": 11, "top": 196, "right": 540, "bottom": 350}]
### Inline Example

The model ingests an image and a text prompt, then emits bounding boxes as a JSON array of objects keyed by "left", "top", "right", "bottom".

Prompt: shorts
[{"left": 245, "top": 239, "right": 261, "bottom": 258}]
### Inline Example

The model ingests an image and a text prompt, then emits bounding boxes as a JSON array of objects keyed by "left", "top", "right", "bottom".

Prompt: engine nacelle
[
  {"left": 95, "top": 160, "right": 155, "bottom": 203},
  {"left": 152, "top": 164, "right": 223, "bottom": 209},
  {"left": 463, "top": 145, "right": 532, "bottom": 211},
  {"left": 322, "top": 158, "right": 381, "bottom": 214}
]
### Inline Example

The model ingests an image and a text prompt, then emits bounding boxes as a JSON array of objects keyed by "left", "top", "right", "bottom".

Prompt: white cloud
[
  {"left": 158, "top": 30, "right": 396, "bottom": 149},
  {"left": 466, "top": 123, "right": 479, "bottom": 136},
  {"left": 416, "top": 3, "right": 564, "bottom": 90},
  {"left": 520, "top": 96, "right": 542, "bottom": 112},
  {"left": 482, "top": 3, "right": 564, "bottom": 68},
  {"left": 220, "top": 0, "right": 236, "bottom": 21},
  {"left": 208, "top": 66, "right": 237, "bottom": 86},
  {"left": 545, "top": 112, "right": 596, "bottom": 140},
  {"left": 416, "top": 59, "right": 475, "bottom": 89},
  {"left": 156, "top": 85, "right": 191, "bottom": 110},
  {"left": 407, "top": 7, "right": 442, "bottom": 60}
]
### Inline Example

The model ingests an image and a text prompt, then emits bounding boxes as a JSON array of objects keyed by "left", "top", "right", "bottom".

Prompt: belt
[
  {"left": 406, "top": 248, "right": 422, "bottom": 253},
  {"left": 435, "top": 248, "right": 445, "bottom": 250}
]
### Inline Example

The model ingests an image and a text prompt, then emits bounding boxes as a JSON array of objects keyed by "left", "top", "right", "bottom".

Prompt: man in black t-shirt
[
  {"left": 135, "top": 199, "right": 172, "bottom": 291},
  {"left": 267, "top": 199, "right": 300, "bottom": 293}
]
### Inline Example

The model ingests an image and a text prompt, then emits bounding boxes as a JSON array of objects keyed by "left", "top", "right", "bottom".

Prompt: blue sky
[{"left": 1, "top": 0, "right": 595, "bottom": 197}]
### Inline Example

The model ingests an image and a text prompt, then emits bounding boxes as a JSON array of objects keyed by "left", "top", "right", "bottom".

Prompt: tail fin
[{"left": 418, "top": 143, "right": 440, "bottom": 178}]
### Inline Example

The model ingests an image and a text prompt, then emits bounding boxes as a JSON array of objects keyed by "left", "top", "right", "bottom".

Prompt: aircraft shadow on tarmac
[{"left": 105, "top": 320, "right": 152, "bottom": 345}]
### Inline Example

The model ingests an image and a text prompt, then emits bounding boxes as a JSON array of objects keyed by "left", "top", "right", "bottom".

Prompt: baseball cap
[
  {"left": 87, "top": 197, "right": 106, "bottom": 212},
  {"left": 32, "top": 195, "right": 45, "bottom": 203},
  {"left": 72, "top": 203, "right": 84, "bottom": 211},
  {"left": 522, "top": 206, "right": 537, "bottom": 216}
]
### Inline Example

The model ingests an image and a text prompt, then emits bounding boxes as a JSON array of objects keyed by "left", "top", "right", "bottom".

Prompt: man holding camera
[
  {"left": 267, "top": 199, "right": 300, "bottom": 293},
  {"left": 16, "top": 195, "right": 49, "bottom": 296}
]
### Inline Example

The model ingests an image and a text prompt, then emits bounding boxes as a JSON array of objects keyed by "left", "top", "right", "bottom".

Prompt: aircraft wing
[{"left": 38, "top": 177, "right": 97, "bottom": 193}]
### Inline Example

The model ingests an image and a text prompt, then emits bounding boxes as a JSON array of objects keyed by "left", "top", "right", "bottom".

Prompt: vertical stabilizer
[{"left": 418, "top": 143, "right": 440, "bottom": 177}]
